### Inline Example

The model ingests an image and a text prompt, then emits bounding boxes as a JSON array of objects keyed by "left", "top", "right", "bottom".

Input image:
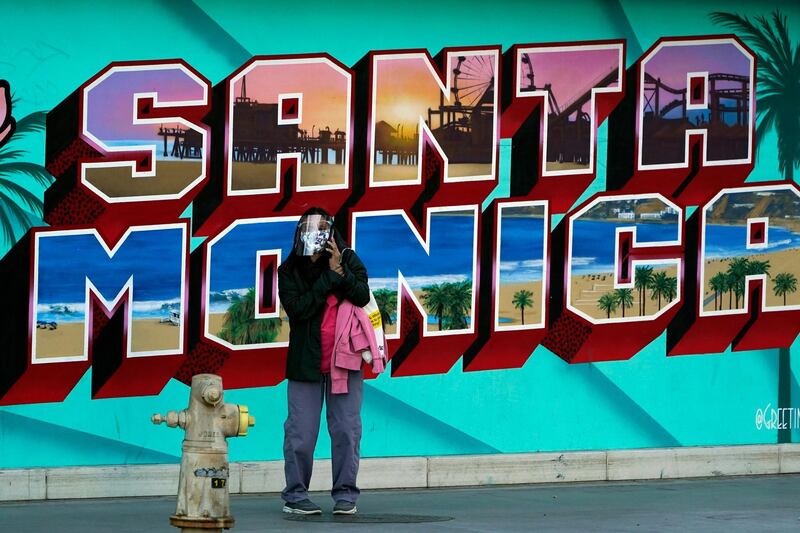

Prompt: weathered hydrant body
[{"left": 152, "top": 374, "right": 255, "bottom": 533}]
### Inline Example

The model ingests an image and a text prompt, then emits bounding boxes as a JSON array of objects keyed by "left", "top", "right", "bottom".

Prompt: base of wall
[{"left": 2, "top": 443, "right": 799, "bottom": 502}]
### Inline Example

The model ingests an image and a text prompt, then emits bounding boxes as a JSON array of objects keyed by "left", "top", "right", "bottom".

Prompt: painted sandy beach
[
  {"left": 702, "top": 248, "right": 800, "bottom": 311},
  {"left": 568, "top": 198, "right": 682, "bottom": 320},
  {"left": 373, "top": 163, "right": 492, "bottom": 182},
  {"left": 702, "top": 188, "right": 800, "bottom": 312},
  {"left": 571, "top": 265, "right": 679, "bottom": 320},
  {"left": 130, "top": 320, "right": 182, "bottom": 352},
  {"left": 35, "top": 323, "right": 84, "bottom": 359},
  {"left": 497, "top": 281, "right": 543, "bottom": 326},
  {"left": 35, "top": 319, "right": 182, "bottom": 359},
  {"left": 375, "top": 280, "right": 539, "bottom": 336},
  {"left": 84, "top": 160, "right": 202, "bottom": 197},
  {"left": 378, "top": 288, "right": 473, "bottom": 336},
  {"left": 33, "top": 226, "right": 185, "bottom": 360},
  {"left": 545, "top": 162, "right": 588, "bottom": 172},
  {"left": 231, "top": 162, "right": 347, "bottom": 190}
]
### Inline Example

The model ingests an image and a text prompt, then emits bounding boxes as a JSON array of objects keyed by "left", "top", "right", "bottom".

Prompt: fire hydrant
[{"left": 152, "top": 374, "right": 255, "bottom": 533}]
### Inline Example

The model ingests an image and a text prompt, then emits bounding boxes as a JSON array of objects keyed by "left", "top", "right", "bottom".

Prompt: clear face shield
[{"left": 294, "top": 214, "right": 334, "bottom": 256}]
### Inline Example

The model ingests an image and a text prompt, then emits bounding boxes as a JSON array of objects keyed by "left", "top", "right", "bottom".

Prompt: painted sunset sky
[
  {"left": 644, "top": 43, "right": 751, "bottom": 94},
  {"left": 85, "top": 67, "right": 206, "bottom": 141},
  {"left": 232, "top": 61, "right": 350, "bottom": 133},
  {"left": 373, "top": 53, "right": 495, "bottom": 135},
  {"left": 519, "top": 47, "right": 620, "bottom": 111}
]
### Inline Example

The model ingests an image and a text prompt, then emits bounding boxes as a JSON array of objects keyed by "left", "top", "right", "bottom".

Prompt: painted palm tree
[
  {"left": 614, "top": 288, "right": 634, "bottom": 318},
  {"left": 726, "top": 257, "right": 751, "bottom": 308},
  {"left": 649, "top": 271, "right": 671, "bottom": 311},
  {"left": 747, "top": 259, "right": 771, "bottom": 277},
  {"left": 665, "top": 276, "right": 678, "bottom": 303},
  {"left": 0, "top": 97, "right": 52, "bottom": 247},
  {"left": 422, "top": 281, "right": 472, "bottom": 331},
  {"left": 737, "top": 259, "right": 772, "bottom": 306},
  {"left": 512, "top": 289, "right": 534, "bottom": 325},
  {"left": 373, "top": 288, "right": 397, "bottom": 326},
  {"left": 598, "top": 293, "right": 618, "bottom": 319},
  {"left": 444, "top": 280, "right": 472, "bottom": 330},
  {"left": 218, "top": 288, "right": 282, "bottom": 344},
  {"left": 421, "top": 283, "right": 450, "bottom": 331},
  {"left": 772, "top": 272, "right": 798, "bottom": 305},
  {"left": 634, "top": 265, "right": 654, "bottom": 316},
  {"left": 709, "top": 272, "right": 728, "bottom": 311},
  {"left": 711, "top": 10, "right": 800, "bottom": 180}
]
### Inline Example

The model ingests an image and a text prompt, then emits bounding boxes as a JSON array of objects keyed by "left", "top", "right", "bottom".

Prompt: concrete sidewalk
[{"left": 1, "top": 474, "right": 799, "bottom": 532}]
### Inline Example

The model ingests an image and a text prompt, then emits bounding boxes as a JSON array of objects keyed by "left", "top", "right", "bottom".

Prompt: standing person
[{"left": 278, "top": 207, "right": 370, "bottom": 515}]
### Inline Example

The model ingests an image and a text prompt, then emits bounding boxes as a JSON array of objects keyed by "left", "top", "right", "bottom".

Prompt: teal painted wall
[{"left": 1, "top": 0, "right": 799, "bottom": 468}]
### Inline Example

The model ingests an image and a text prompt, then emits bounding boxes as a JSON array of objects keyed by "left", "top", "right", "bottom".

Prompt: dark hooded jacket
[{"left": 278, "top": 244, "right": 370, "bottom": 382}]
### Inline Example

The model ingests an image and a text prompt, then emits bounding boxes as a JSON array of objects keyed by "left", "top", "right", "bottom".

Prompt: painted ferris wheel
[{"left": 427, "top": 54, "right": 496, "bottom": 163}]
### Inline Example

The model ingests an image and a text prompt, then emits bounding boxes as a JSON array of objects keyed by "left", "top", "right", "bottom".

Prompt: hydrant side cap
[{"left": 237, "top": 405, "right": 254, "bottom": 437}]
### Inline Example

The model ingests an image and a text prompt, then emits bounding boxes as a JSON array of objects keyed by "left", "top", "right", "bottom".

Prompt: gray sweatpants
[{"left": 282, "top": 370, "right": 362, "bottom": 504}]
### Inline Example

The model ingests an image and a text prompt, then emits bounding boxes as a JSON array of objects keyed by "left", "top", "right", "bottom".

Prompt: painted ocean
[
  {"left": 355, "top": 212, "right": 477, "bottom": 290},
  {"left": 105, "top": 139, "right": 203, "bottom": 162},
  {"left": 704, "top": 223, "right": 800, "bottom": 258},
  {"left": 208, "top": 219, "right": 297, "bottom": 313},
  {"left": 571, "top": 219, "right": 680, "bottom": 274},
  {"left": 207, "top": 214, "right": 483, "bottom": 312},
  {"left": 498, "top": 215, "right": 546, "bottom": 283},
  {"left": 35, "top": 227, "right": 184, "bottom": 323},
  {"left": 42, "top": 215, "right": 797, "bottom": 322},
  {"left": 207, "top": 213, "right": 547, "bottom": 299},
  {"left": 571, "top": 220, "right": 800, "bottom": 274}
]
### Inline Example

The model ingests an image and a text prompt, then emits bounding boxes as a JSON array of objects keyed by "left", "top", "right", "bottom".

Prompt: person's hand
[{"left": 327, "top": 236, "right": 344, "bottom": 275}]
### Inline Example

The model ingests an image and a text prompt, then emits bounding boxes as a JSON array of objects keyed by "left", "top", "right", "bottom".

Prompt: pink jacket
[{"left": 331, "top": 298, "right": 386, "bottom": 394}]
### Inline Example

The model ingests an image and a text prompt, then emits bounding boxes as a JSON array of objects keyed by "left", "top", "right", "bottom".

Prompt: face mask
[{"left": 295, "top": 214, "right": 334, "bottom": 256}]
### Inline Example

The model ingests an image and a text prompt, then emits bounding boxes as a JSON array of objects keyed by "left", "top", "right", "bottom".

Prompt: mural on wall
[
  {"left": 607, "top": 37, "right": 756, "bottom": 205},
  {"left": 205, "top": 218, "right": 296, "bottom": 347},
  {"left": 80, "top": 65, "right": 208, "bottom": 201},
  {"left": 354, "top": 207, "right": 478, "bottom": 336},
  {"left": 517, "top": 43, "right": 622, "bottom": 175},
  {"left": 700, "top": 187, "right": 800, "bottom": 313},
  {"left": 639, "top": 40, "right": 753, "bottom": 168},
  {"left": 494, "top": 202, "right": 547, "bottom": 330},
  {"left": 227, "top": 57, "right": 352, "bottom": 194},
  {"left": 567, "top": 196, "right": 681, "bottom": 322},
  {"left": 2, "top": 6, "right": 800, "bottom": 408},
  {"left": 33, "top": 224, "right": 187, "bottom": 360},
  {"left": 369, "top": 50, "right": 498, "bottom": 184},
  {"left": 505, "top": 40, "right": 626, "bottom": 213}
]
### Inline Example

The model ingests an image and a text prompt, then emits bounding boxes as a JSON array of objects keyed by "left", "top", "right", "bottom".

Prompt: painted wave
[
  {"left": 207, "top": 289, "right": 250, "bottom": 314},
  {"left": 498, "top": 259, "right": 544, "bottom": 283},
  {"left": 36, "top": 298, "right": 182, "bottom": 323},
  {"left": 369, "top": 274, "right": 470, "bottom": 291},
  {"left": 704, "top": 224, "right": 800, "bottom": 259}
]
